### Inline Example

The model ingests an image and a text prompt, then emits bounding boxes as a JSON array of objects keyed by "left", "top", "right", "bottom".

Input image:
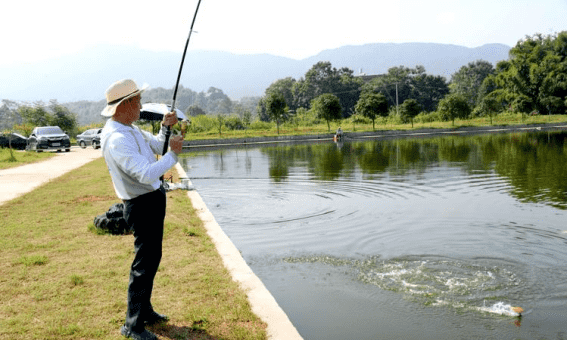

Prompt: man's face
[{"left": 124, "top": 95, "right": 141, "bottom": 123}]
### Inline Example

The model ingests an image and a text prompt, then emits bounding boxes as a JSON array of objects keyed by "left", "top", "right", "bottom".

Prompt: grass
[
  {"left": 183, "top": 113, "right": 567, "bottom": 141},
  {"left": 0, "top": 158, "right": 267, "bottom": 340},
  {"left": 0, "top": 148, "right": 56, "bottom": 170}
]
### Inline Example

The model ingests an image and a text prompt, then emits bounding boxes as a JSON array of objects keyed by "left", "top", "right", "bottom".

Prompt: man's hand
[
  {"left": 162, "top": 111, "right": 178, "bottom": 127},
  {"left": 170, "top": 136, "right": 183, "bottom": 155}
]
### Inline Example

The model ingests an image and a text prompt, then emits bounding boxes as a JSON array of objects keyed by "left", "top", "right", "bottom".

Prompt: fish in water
[{"left": 511, "top": 306, "right": 524, "bottom": 316}]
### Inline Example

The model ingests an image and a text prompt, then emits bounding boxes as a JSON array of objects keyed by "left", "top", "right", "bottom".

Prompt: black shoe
[
  {"left": 120, "top": 325, "right": 158, "bottom": 340},
  {"left": 145, "top": 311, "right": 169, "bottom": 324}
]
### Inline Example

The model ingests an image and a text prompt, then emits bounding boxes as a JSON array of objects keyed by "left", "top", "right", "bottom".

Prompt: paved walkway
[{"left": 0, "top": 147, "right": 103, "bottom": 206}]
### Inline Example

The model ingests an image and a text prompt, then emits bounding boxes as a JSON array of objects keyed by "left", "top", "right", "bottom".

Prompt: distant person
[
  {"left": 336, "top": 127, "right": 343, "bottom": 140},
  {"left": 100, "top": 79, "right": 183, "bottom": 340}
]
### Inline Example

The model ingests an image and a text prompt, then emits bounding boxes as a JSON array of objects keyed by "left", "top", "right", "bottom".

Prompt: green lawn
[
  {"left": 0, "top": 158, "right": 267, "bottom": 340},
  {"left": 0, "top": 149, "right": 56, "bottom": 170}
]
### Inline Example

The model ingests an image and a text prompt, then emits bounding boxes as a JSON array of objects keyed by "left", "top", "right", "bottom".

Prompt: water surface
[{"left": 181, "top": 131, "right": 567, "bottom": 339}]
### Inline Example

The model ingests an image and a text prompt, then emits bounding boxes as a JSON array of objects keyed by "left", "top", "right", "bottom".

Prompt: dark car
[
  {"left": 76, "top": 128, "right": 102, "bottom": 149},
  {"left": 27, "top": 126, "right": 71, "bottom": 152},
  {"left": 0, "top": 132, "right": 28, "bottom": 150}
]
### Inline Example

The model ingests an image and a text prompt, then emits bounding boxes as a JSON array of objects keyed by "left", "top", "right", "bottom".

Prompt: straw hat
[{"left": 101, "top": 79, "right": 149, "bottom": 117}]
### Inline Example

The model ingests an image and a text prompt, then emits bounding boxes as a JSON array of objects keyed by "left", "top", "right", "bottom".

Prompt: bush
[
  {"left": 189, "top": 115, "right": 217, "bottom": 133},
  {"left": 387, "top": 109, "right": 404, "bottom": 124},
  {"left": 414, "top": 111, "right": 442, "bottom": 123},
  {"left": 470, "top": 106, "right": 485, "bottom": 118},
  {"left": 437, "top": 94, "right": 471, "bottom": 123},
  {"left": 347, "top": 114, "right": 371, "bottom": 124},
  {"left": 249, "top": 120, "right": 273, "bottom": 130},
  {"left": 223, "top": 115, "right": 245, "bottom": 130},
  {"left": 295, "top": 108, "right": 321, "bottom": 126}
]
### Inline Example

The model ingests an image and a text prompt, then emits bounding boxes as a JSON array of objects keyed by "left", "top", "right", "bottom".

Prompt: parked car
[
  {"left": 26, "top": 126, "right": 71, "bottom": 152},
  {"left": 92, "top": 133, "right": 101, "bottom": 149},
  {"left": 0, "top": 132, "right": 28, "bottom": 150},
  {"left": 76, "top": 128, "right": 102, "bottom": 149}
]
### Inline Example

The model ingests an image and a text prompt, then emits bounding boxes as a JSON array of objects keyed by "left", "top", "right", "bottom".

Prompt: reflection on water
[
  {"left": 258, "top": 131, "right": 567, "bottom": 209},
  {"left": 182, "top": 130, "right": 567, "bottom": 339}
]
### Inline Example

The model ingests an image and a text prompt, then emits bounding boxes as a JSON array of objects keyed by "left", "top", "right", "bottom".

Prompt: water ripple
[{"left": 283, "top": 254, "right": 530, "bottom": 316}]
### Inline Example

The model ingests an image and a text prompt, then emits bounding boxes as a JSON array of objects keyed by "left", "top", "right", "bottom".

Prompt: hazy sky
[{"left": 2, "top": 0, "right": 566, "bottom": 66}]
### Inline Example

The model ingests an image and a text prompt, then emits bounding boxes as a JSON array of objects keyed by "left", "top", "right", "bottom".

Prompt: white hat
[{"left": 101, "top": 79, "right": 149, "bottom": 117}]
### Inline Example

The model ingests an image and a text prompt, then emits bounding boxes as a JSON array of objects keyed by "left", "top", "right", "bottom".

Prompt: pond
[{"left": 180, "top": 130, "right": 567, "bottom": 339}]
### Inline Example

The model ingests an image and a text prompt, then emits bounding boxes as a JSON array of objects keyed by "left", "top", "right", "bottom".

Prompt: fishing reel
[{"left": 171, "top": 119, "right": 190, "bottom": 138}]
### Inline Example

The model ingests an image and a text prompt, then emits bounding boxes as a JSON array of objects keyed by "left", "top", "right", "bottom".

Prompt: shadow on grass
[{"left": 150, "top": 323, "right": 219, "bottom": 340}]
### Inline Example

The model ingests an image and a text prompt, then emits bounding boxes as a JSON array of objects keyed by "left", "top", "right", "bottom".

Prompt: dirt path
[{"left": 0, "top": 147, "right": 102, "bottom": 206}]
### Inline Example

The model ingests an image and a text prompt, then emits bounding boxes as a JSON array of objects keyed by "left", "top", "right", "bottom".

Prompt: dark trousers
[{"left": 122, "top": 186, "right": 166, "bottom": 332}]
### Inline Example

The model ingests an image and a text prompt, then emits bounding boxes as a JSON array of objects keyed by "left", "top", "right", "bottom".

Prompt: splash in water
[{"left": 283, "top": 254, "right": 524, "bottom": 317}]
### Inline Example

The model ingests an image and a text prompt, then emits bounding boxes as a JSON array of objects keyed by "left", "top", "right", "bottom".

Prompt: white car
[{"left": 76, "top": 128, "right": 102, "bottom": 149}]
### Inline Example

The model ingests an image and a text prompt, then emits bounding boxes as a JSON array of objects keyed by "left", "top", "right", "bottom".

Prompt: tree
[
  {"left": 49, "top": 100, "right": 77, "bottom": 135},
  {"left": 335, "top": 68, "right": 363, "bottom": 118},
  {"left": 437, "top": 94, "right": 471, "bottom": 125},
  {"left": 205, "top": 87, "right": 233, "bottom": 114},
  {"left": 265, "top": 92, "right": 288, "bottom": 134},
  {"left": 292, "top": 61, "right": 362, "bottom": 116},
  {"left": 411, "top": 73, "right": 450, "bottom": 112},
  {"left": 216, "top": 114, "right": 224, "bottom": 136},
  {"left": 242, "top": 109, "right": 252, "bottom": 128},
  {"left": 17, "top": 101, "right": 77, "bottom": 135},
  {"left": 400, "top": 99, "right": 421, "bottom": 128},
  {"left": 478, "top": 96, "right": 500, "bottom": 125},
  {"left": 187, "top": 105, "right": 206, "bottom": 116},
  {"left": 362, "top": 65, "right": 449, "bottom": 113},
  {"left": 310, "top": 94, "right": 342, "bottom": 131},
  {"left": 355, "top": 92, "right": 388, "bottom": 130},
  {"left": 482, "top": 32, "right": 567, "bottom": 115},
  {"left": 256, "top": 97, "right": 269, "bottom": 122},
  {"left": 18, "top": 103, "right": 52, "bottom": 127},
  {"left": 450, "top": 60, "right": 495, "bottom": 106},
  {"left": 361, "top": 66, "right": 413, "bottom": 109},
  {"left": 0, "top": 100, "right": 23, "bottom": 153},
  {"left": 0, "top": 100, "right": 22, "bottom": 132},
  {"left": 265, "top": 77, "right": 297, "bottom": 111}
]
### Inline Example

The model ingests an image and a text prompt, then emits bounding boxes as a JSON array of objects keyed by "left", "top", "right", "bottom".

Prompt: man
[
  {"left": 335, "top": 126, "right": 343, "bottom": 140},
  {"left": 100, "top": 79, "right": 184, "bottom": 340}
]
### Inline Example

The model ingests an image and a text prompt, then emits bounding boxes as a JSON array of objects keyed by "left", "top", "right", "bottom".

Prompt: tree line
[
  {"left": 0, "top": 99, "right": 78, "bottom": 137},
  {"left": 258, "top": 31, "right": 567, "bottom": 132},
  {"left": 0, "top": 86, "right": 261, "bottom": 136},
  {"left": 61, "top": 85, "right": 261, "bottom": 126}
]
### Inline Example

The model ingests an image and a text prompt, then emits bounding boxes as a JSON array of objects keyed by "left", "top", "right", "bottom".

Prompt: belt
[{"left": 123, "top": 186, "right": 165, "bottom": 203}]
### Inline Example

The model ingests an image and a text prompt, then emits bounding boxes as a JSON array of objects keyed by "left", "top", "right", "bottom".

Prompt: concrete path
[{"left": 0, "top": 147, "right": 103, "bottom": 206}]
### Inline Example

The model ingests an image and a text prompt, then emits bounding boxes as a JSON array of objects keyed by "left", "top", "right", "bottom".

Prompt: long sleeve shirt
[{"left": 101, "top": 119, "right": 178, "bottom": 200}]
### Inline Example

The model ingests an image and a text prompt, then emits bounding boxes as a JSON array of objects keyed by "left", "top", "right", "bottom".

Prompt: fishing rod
[{"left": 162, "top": 0, "right": 202, "bottom": 156}]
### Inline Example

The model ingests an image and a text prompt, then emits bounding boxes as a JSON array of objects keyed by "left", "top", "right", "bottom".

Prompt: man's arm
[
  {"left": 143, "top": 111, "right": 179, "bottom": 155},
  {"left": 108, "top": 133, "right": 177, "bottom": 185}
]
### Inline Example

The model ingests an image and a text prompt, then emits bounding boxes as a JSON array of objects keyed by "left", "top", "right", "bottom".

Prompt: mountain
[
  {"left": 1, "top": 42, "right": 510, "bottom": 103},
  {"left": 304, "top": 43, "right": 510, "bottom": 78}
]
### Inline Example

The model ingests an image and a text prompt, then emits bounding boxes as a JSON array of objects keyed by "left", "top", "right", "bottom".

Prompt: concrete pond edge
[{"left": 175, "top": 163, "right": 303, "bottom": 340}]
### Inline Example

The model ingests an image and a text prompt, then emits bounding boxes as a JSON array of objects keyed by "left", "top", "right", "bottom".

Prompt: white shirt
[{"left": 101, "top": 119, "right": 178, "bottom": 200}]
